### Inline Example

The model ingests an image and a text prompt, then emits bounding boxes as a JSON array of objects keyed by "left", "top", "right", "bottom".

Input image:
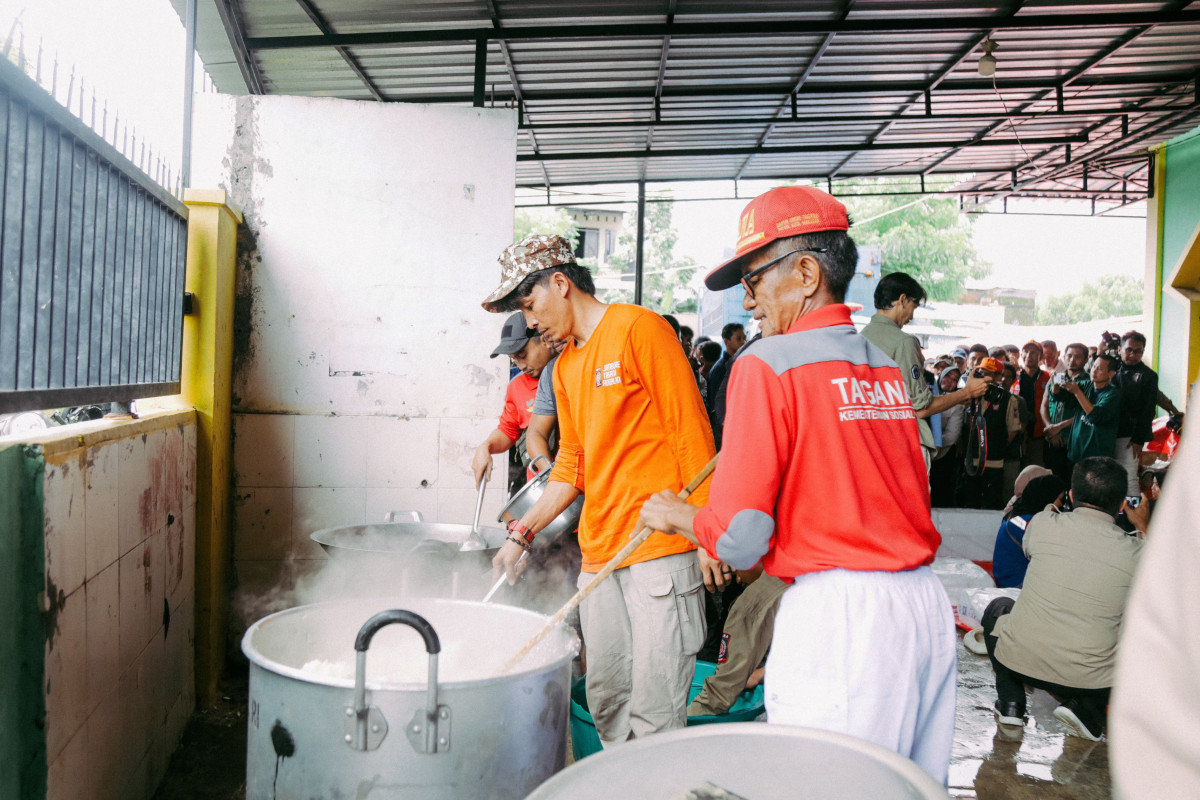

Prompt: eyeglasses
[{"left": 740, "top": 248, "right": 829, "bottom": 300}]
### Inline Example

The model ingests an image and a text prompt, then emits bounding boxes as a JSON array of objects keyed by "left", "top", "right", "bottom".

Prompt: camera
[
  {"left": 1100, "top": 331, "right": 1121, "bottom": 358},
  {"left": 971, "top": 367, "right": 1009, "bottom": 405},
  {"left": 1053, "top": 372, "right": 1072, "bottom": 386}
]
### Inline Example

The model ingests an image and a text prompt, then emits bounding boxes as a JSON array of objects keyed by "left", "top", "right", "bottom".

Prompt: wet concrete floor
[{"left": 154, "top": 630, "right": 1111, "bottom": 799}]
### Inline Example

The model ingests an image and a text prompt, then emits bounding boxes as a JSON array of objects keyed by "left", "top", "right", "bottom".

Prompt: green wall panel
[
  {"left": 0, "top": 444, "right": 46, "bottom": 800},
  {"left": 1159, "top": 127, "right": 1200, "bottom": 404}
]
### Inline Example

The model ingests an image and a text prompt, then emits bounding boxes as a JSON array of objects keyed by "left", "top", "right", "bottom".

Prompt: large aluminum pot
[
  {"left": 243, "top": 597, "right": 577, "bottom": 800},
  {"left": 498, "top": 455, "right": 584, "bottom": 546},
  {"left": 310, "top": 521, "right": 507, "bottom": 599},
  {"left": 525, "top": 723, "right": 951, "bottom": 799}
]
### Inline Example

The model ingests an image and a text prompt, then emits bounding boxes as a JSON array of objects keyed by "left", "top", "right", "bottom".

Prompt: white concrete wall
[
  {"left": 41, "top": 413, "right": 197, "bottom": 800},
  {"left": 190, "top": 94, "right": 519, "bottom": 613}
]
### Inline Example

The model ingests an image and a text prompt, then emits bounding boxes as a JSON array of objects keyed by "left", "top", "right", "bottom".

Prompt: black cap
[{"left": 490, "top": 311, "right": 536, "bottom": 358}]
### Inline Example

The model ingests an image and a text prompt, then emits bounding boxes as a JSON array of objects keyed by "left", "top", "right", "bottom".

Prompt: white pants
[
  {"left": 1115, "top": 436, "right": 1141, "bottom": 496},
  {"left": 578, "top": 550, "right": 706, "bottom": 745},
  {"left": 765, "top": 566, "right": 957, "bottom": 785}
]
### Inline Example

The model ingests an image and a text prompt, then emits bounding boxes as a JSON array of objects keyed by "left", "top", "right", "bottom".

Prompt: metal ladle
[{"left": 459, "top": 475, "right": 489, "bottom": 552}]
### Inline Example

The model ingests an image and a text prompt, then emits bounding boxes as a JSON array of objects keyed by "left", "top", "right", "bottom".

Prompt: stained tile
[
  {"left": 117, "top": 434, "right": 151, "bottom": 557},
  {"left": 293, "top": 415, "right": 369, "bottom": 488},
  {"left": 437, "top": 416, "right": 499, "bottom": 491},
  {"left": 181, "top": 421, "right": 197, "bottom": 512},
  {"left": 118, "top": 651, "right": 149, "bottom": 780},
  {"left": 46, "top": 721, "right": 89, "bottom": 800},
  {"left": 233, "top": 487, "right": 294, "bottom": 560},
  {"left": 44, "top": 584, "right": 88, "bottom": 761},
  {"left": 144, "top": 529, "right": 166, "bottom": 644},
  {"left": 291, "top": 487, "right": 365, "bottom": 558},
  {"left": 85, "top": 442, "right": 120, "bottom": 579},
  {"left": 44, "top": 450, "right": 87, "bottom": 598},
  {"left": 86, "top": 561, "right": 120, "bottom": 715},
  {"left": 438, "top": 486, "right": 509, "bottom": 528},
  {"left": 365, "top": 416, "right": 439, "bottom": 488},
  {"left": 86, "top": 686, "right": 124, "bottom": 800},
  {"left": 149, "top": 425, "right": 185, "bottom": 535},
  {"left": 233, "top": 413, "right": 295, "bottom": 488},
  {"left": 164, "top": 506, "right": 190, "bottom": 613},
  {"left": 119, "top": 541, "right": 148, "bottom": 675}
]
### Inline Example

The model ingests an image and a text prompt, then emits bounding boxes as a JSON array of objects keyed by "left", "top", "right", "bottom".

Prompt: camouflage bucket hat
[{"left": 481, "top": 234, "right": 576, "bottom": 312}]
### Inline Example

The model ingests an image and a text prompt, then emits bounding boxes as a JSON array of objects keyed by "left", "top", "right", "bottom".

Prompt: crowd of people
[
  {"left": 908, "top": 328, "right": 1181, "bottom": 510},
  {"left": 466, "top": 184, "right": 1184, "bottom": 786}
]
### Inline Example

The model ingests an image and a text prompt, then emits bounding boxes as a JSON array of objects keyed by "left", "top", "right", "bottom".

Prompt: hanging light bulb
[{"left": 978, "top": 39, "right": 999, "bottom": 77}]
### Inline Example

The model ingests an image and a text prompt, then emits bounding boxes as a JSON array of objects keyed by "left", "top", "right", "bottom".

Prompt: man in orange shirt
[{"left": 483, "top": 234, "right": 724, "bottom": 745}]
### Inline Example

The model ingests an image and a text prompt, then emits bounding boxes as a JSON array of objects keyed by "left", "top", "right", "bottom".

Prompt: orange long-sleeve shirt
[{"left": 550, "top": 304, "right": 716, "bottom": 572}]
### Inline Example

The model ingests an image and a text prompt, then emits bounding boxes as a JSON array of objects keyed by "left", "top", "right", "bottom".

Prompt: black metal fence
[{"left": 0, "top": 55, "right": 188, "bottom": 414}]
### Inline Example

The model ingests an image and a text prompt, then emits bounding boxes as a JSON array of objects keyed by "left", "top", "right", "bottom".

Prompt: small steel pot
[{"left": 498, "top": 455, "right": 584, "bottom": 547}]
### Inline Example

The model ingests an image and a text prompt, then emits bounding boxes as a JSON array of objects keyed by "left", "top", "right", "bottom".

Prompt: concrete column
[{"left": 181, "top": 189, "right": 243, "bottom": 706}]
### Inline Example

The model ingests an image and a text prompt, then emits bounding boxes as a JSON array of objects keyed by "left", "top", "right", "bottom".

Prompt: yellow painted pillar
[
  {"left": 181, "top": 189, "right": 243, "bottom": 707},
  {"left": 1145, "top": 145, "right": 1166, "bottom": 370}
]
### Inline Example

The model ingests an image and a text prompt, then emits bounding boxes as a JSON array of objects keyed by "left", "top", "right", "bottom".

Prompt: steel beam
[
  {"left": 244, "top": 11, "right": 1200, "bottom": 50},
  {"left": 517, "top": 134, "right": 1087, "bottom": 163},
  {"left": 473, "top": 36, "right": 487, "bottom": 107},
  {"left": 518, "top": 104, "right": 1191, "bottom": 131},
  {"left": 292, "top": 0, "right": 384, "bottom": 101},
  {"left": 364, "top": 72, "right": 1197, "bottom": 107},
  {"left": 634, "top": 181, "right": 645, "bottom": 306},
  {"left": 214, "top": 0, "right": 264, "bottom": 94},
  {"left": 482, "top": 0, "right": 552, "bottom": 187},
  {"left": 734, "top": 0, "right": 855, "bottom": 180}
]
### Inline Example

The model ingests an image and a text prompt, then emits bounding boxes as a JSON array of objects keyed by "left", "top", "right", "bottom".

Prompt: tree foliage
[
  {"left": 513, "top": 207, "right": 578, "bottom": 246},
  {"left": 605, "top": 198, "right": 698, "bottom": 313},
  {"left": 1034, "top": 274, "right": 1143, "bottom": 325},
  {"left": 840, "top": 179, "right": 991, "bottom": 302}
]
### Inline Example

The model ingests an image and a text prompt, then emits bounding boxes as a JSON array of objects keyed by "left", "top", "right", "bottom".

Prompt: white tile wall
[
  {"left": 86, "top": 562, "right": 120, "bottom": 715},
  {"left": 233, "top": 413, "right": 295, "bottom": 487},
  {"left": 85, "top": 442, "right": 119, "bottom": 580},
  {"left": 44, "top": 450, "right": 87, "bottom": 598},
  {"left": 294, "top": 414, "right": 370, "bottom": 488},
  {"left": 42, "top": 416, "right": 198, "bottom": 800},
  {"left": 44, "top": 583, "right": 88, "bottom": 761},
  {"left": 117, "top": 434, "right": 150, "bottom": 558},
  {"left": 233, "top": 487, "right": 295, "bottom": 560},
  {"left": 365, "top": 416, "right": 440, "bottom": 488}
]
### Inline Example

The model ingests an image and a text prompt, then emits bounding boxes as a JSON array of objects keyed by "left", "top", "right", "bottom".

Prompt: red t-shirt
[
  {"left": 497, "top": 373, "right": 539, "bottom": 442},
  {"left": 693, "top": 304, "right": 939, "bottom": 580}
]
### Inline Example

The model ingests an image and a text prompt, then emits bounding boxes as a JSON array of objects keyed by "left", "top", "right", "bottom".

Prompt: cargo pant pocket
[{"left": 670, "top": 566, "right": 706, "bottom": 656}]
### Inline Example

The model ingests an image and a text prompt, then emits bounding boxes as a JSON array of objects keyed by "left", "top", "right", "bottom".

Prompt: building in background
[{"left": 565, "top": 207, "right": 624, "bottom": 267}]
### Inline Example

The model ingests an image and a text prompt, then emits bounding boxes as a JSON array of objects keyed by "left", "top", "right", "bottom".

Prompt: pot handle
[
  {"left": 348, "top": 610, "right": 450, "bottom": 754},
  {"left": 355, "top": 609, "right": 441, "bottom": 654}
]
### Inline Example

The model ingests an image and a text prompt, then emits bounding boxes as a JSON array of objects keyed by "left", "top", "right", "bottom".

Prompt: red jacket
[
  {"left": 693, "top": 304, "right": 940, "bottom": 579},
  {"left": 1012, "top": 368, "right": 1050, "bottom": 437}
]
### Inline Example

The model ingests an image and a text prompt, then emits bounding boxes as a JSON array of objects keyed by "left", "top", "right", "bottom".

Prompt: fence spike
[
  {"left": 78, "top": 77, "right": 85, "bottom": 118},
  {"left": 35, "top": 37, "right": 42, "bottom": 83},
  {"left": 102, "top": 99, "right": 108, "bottom": 139},
  {"left": 66, "top": 64, "right": 75, "bottom": 112},
  {"left": 51, "top": 53, "right": 58, "bottom": 101},
  {"left": 90, "top": 90, "right": 96, "bottom": 128}
]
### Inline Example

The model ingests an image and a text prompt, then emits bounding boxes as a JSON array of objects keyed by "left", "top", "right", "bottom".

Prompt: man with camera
[
  {"left": 862, "top": 272, "right": 987, "bottom": 472},
  {"left": 981, "top": 456, "right": 1144, "bottom": 741},
  {"left": 1112, "top": 331, "right": 1183, "bottom": 496},
  {"left": 1041, "top": 343, "right": 1089, "bottom": 482},
  {"left": 956, "top": 357, "right": 1022, "bottom": 509}
]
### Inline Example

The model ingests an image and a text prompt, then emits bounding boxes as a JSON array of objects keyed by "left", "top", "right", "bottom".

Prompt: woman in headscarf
[{"left": 992, "top": 473, "right": 1069, "bottom": 588}]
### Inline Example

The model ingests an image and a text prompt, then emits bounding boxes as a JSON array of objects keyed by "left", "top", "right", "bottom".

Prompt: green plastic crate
[{"left": 569, "top": 660, "right": 766, "bottom": 761}]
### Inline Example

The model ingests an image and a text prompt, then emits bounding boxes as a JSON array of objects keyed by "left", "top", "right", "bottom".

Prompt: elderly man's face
[
  {"left": 1042, "top": 343, "right": 1059, "bottom": 368},
  {"left": 739, "top": 247, "right": 816, "bottom": 337}
]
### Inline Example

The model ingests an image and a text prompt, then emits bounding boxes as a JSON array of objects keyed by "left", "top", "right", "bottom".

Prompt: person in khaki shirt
[{"left": 981, "top": 456, "right": 1143, "bottom": 741}]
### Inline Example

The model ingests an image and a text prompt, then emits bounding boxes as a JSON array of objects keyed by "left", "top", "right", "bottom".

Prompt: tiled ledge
[{"left": 14, "top": 408, "right": 197, "bottom": 463}]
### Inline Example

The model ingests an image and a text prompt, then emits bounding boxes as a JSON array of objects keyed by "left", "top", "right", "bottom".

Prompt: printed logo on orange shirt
[{"left": 597, "top": 360, "right": 622, "bottom": 388}]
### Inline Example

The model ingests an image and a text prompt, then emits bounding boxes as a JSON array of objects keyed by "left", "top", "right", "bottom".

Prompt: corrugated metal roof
[{"left": 171, "top": 0, "right": 1200, "bottom": 202}]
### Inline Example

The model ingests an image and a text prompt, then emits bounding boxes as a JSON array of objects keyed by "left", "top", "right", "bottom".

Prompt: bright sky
[
  {"left": 0, "top": 0, "right": 190, "bottom": 169},
  {"left": 7, "top": 0, "right": 1150, "bottom": 302}
]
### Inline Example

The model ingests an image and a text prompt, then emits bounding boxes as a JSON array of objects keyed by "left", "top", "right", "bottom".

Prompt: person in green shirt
[{"left": 1063, "top": 353, "right": 1122, "bottom": 463}]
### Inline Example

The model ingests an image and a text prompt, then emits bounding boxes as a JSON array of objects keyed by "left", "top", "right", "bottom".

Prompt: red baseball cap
[{"left": 705, "top": 186, "right": 850, "bottom": 291}]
